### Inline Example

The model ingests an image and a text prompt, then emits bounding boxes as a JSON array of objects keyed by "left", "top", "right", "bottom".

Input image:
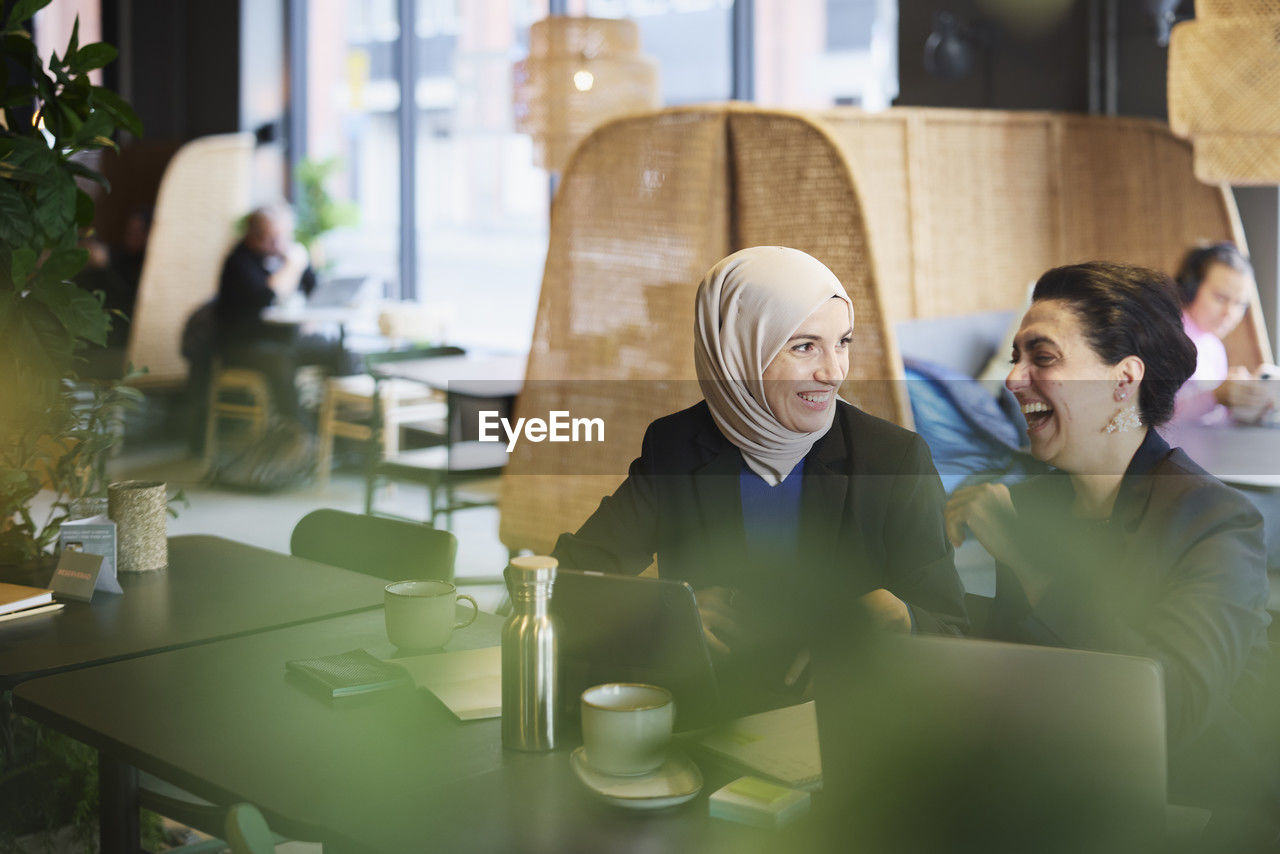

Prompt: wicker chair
[
  {"left": 498, "top": 104, "right": 1263, "bottom": 557},
  {"left": 125, "top": 133, "right": 254, "bottom": 388}
]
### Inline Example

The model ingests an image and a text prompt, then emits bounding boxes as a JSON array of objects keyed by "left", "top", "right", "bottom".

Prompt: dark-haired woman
[
  {"left": 946, "top": 262, "right": 1275, "bottom": 836},
  {"left": 1173, "top": 242, "right": 1273, "bottom": 424}
]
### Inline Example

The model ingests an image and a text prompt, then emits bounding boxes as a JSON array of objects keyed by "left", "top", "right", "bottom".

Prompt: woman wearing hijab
[{"left": 552, "top": 247, "right": 967, "bottom": 707}]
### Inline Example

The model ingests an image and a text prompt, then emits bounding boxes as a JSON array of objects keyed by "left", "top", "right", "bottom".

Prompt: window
[{"left": 754, "top": 0, "right": 897, "bottom": 110}]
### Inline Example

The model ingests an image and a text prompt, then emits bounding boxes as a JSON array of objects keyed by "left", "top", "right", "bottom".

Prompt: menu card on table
[{"left": 57, "top": 515, "right": 123, "bottom": 596}]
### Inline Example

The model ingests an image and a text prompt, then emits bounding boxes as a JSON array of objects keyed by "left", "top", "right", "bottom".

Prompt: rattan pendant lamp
[
  {"left": 513, "top": 16, "right": 660, "bottom": 172},
  {"left": 1167, "top": 0, "right": 1280, "bottom": 183}
]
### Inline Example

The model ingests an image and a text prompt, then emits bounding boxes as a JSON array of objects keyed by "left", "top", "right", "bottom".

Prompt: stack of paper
[
  {"left": 0, "top": 581, "right": 62, "bottom": 624},
  {"left": 396, "top": 646, "right": 502, "bottom": 721},
  {"left": 693, "top": 700, "right": 822, "bottom": 791}
]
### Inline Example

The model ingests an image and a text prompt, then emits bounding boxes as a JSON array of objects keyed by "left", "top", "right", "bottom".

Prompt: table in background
[
  {"left": 368, "top": 353, "right": 526, "bottom": 401},
  {"left": 14, "top": 608, "right": 794, "bottom": 854},
  {"left": 1, "top": 535, "right": 388, "bottom": 850}
]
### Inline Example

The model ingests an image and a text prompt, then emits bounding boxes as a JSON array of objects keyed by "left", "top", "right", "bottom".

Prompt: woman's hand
[
  {"left": 945, "top": 483, "right": 1019, "bottom": 563},
  {"left": 855, "top": 588, "right": 912, "bottom": 632},
  {"left": 693, "top": 586, "right": 745, "bottom": 659}
]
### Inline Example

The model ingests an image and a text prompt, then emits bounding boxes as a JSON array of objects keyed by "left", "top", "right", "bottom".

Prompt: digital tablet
[{"left": 550, "top": 569, "right": 722, "bottom": 731}]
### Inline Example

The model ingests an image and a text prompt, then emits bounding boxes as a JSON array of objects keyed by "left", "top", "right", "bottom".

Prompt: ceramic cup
[
  {"left": 384, "top": 580, "right": 478, "bottom": 650},
  {"left": 580, "top": 683, "right": 675, "bottom": 777}
]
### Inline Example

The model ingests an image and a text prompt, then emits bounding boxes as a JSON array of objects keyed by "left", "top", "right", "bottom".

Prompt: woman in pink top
[{"left": 1173, "top": 243, "right": 1273, "bottom": 424}]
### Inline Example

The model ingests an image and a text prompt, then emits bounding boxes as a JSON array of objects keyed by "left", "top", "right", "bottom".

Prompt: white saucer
[{"left": 570, "top": 747, "right": 703, "bottom": 810}]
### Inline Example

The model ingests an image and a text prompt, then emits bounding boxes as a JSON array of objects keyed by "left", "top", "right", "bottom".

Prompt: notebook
[
  {"left": 0, "top": 581, "right": 54, "bottom": 616},
  {"left": 395, "top": 646, "right": 502, "bottom": 721},
  {"left": 693, "top": 701, "right": 822, "bottom": 791},
  {"left": 285, "top": 649, "right": 412, "bottom": 698}
]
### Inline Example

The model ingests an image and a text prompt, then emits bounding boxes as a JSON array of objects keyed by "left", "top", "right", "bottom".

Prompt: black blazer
[
  {"left": 988, "top": 428, "right": 1274, "bottom": 807},
  {"left": 552, "top": 400, "right": 968, "bottom": 643}
]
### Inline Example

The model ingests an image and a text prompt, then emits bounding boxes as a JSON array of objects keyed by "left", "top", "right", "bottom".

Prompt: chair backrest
[
  {"left": 290, "top": 509, "right": 457, "bottom": 582},
  {"left": 126, "top": 133, "right": 254, "bottom": 388},
  {"left": 223, "top": 803, "right": 275, "bottom": 854}
]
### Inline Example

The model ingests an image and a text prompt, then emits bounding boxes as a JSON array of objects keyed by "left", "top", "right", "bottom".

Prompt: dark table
[
  {"left": 2, "top": 535, "right": 388, "bottom": 850},
  {"left": 0, "top": 535, "right": 387, "bottom": 691},
  {"left": 15, "top": 608, "right": 799, "bottom": 854}
]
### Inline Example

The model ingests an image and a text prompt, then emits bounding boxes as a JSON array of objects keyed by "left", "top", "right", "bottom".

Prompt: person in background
[
  {"left": 1173, "top": 242, "right": 1275, "bottom": 425},
  {"left": 552, "top": 246, "right": 967, "bottom": 713},
  {"left": 946, "top": 262, "right": 1276, "bottom": 850},
  {"left": 214, "top": 204, "right": 342, "bottom": 420}
]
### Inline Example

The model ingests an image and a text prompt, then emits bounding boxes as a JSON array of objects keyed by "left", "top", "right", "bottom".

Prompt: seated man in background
[{"left": 214, "top": 204, "right": 344, "bottom": 420}]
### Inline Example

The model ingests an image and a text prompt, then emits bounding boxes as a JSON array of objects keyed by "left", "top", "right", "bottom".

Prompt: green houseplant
[
  {"left": 293, "top": 156, "right": 357, "bottom": 270},
  {"left": 0, "top": 0, "right": 143, "bottom": 568},
  {"left": 0, "top": 8, "right": 166, "bottom": 851}
]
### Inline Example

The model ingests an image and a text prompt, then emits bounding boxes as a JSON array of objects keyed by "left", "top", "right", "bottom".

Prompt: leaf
[
  {"left": 1, "top": 33, "right": 38, "bottom": 71},
  {"left": 29, "top": 278, "right": 108, "bottom": 346},
  {"left": 74, "top": 187, "right": 94, "bottom": 227},
  {"left": 0, "top": 183, "right": 33, "bottom": 246},
  {"left": 34, "top": 171, "right": 76, "bottom": 240},
  {"left": 67, "top": 15, "right": 79, "bottom": 56},
  {"left": 2, "top": 0, "right": 51, "bottom": 30},
  {"left": 64, "top": 158, "right": 109, "bottom": 189},
  {"left": 71, "top": 109, "right": 112, "bottom": 148},
  {"left": 69, "top": 43, "right": 116, "bottom": 74},
  {"left": 10, "top": 247, "right": 36, "bottom": 286},
  {"left": 90, "top": 86, "right": 142, "bottom": 138},
  {"left": 34, "top": 248, "right": 89, "bottom": 287}
]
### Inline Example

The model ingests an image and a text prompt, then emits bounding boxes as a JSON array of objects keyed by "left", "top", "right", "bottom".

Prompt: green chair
[
  {"left": 223, "top": 803, "right": 275, "bottom": 854},
  {"left": 290, "top": 507, "right": 457, "bottom": 581}
]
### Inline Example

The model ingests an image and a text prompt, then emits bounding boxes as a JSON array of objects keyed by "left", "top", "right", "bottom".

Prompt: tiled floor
[{"left": 104, "top": 441, "right": 512, "bottom": 612}]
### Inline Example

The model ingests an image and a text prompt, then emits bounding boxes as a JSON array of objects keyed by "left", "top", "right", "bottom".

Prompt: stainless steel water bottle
[{"left": 501, "top": 555, "right": 559, "bottom": 751}]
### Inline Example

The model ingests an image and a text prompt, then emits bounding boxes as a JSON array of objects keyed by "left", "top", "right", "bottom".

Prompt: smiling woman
[
  {"left": 551, "top": 246, "right": 968, "bottom": 714},
  {"left": 946, "top": 261, "right": 1277, "bottom": 832}
]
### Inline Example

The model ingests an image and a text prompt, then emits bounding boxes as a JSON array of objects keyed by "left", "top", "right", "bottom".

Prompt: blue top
[{"left": 739, "top": 458, "right": 805, "bottom": 573}]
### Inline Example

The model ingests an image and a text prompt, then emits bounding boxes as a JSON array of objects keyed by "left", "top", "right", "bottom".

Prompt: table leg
[{"left": 99, "top": 753, "right": 140, "bottom": 854}]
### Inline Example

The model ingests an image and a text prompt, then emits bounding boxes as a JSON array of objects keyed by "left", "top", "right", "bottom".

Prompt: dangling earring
[{"left": 1105, "top": 388, "right": 1141, "bottom": 434}]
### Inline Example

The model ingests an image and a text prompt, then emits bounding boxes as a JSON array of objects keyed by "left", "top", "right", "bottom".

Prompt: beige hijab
[{"left": 694, "top": 246, "right": 854, "bottom": 485}]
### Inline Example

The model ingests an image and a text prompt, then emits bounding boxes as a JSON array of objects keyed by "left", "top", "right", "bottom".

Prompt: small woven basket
[{"left": 108, "top": 480, "right": 169, "bottom": 573}]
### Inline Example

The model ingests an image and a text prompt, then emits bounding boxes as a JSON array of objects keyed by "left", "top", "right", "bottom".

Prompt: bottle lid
[{"left": 505, "top": 555, "right": 558, "bottom": 587}]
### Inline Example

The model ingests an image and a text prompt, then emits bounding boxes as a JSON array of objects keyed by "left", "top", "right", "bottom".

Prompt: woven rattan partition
[
  {"left": 125, "top": 133, "right": 253, "bottom": 387},
  {"left": 818, "top": 108, "right": 1268, "bottom": 370},
  {"left": 1167, "top": 1, "right": 1280, "bottom": 183},
  {"left": 498, "top": 105, "right": 1263, "bottom": 556}
]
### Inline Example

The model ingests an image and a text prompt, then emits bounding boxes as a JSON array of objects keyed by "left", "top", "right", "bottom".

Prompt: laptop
[
  {"left": 550, "top": 569, "right": 722, "bottom": 731},
  {"left": 306, "top": 274, "right": 378, "bottom": 309},
  {"left": 810, "top": 634, "right": 1168, "bottom": 854}
]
